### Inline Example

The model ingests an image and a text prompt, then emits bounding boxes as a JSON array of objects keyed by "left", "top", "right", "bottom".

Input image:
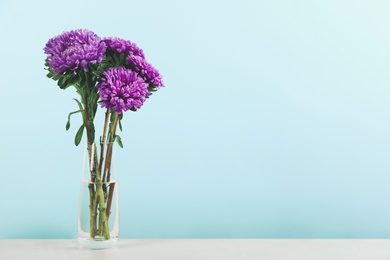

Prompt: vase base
[{"left": 78, "top": 237, "right": 118, "bottom": 249}]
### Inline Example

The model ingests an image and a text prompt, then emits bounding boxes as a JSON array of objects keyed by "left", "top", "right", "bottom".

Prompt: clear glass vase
[{"left": 78, "top": 142, "right": 119, "bottom": 249}]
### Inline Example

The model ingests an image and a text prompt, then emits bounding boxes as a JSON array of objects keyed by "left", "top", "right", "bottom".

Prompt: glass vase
[{"left": 78, "top": 142, "right": 119, "bottom": 249}]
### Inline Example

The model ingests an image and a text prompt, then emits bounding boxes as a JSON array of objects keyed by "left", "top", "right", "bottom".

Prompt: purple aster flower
[
  {"left": 103, "top": 37, "right": 145, "bottom": 58},
  {"left": 97, "top": 67, "right": 149, "bottom": 114},
  {"left": 126, "top": 55, "right": 164, "bottom": 87},
  {"left": 44, "top": 29, "right": 106, "bottom": 74}
]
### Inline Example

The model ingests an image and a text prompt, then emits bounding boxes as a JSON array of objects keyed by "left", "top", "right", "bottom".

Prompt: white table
[{"left": 1, "top": 239, "right": 390, "bottom": 260}]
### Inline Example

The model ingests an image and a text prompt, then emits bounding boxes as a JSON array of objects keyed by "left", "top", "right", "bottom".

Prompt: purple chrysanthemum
[
  {"left": 126, "top": 55, "right": 164, "bottom": 87},
  {"left": 103, "top": 37, "right": 145, "bottom": 58},
  {"left": 97, "top": 67, "right": 149, "bottom": 114},
  {"left": 44, "top": 29, "right": 106, "bottom": 74}
]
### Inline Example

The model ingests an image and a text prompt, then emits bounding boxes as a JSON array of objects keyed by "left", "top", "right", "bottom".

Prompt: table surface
[{"left": 1, "top": 239, "right": 390, "bottom": 260}]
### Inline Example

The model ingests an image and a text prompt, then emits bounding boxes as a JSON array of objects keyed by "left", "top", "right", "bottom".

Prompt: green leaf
[
  {"left": 108, "top": 111, "right": 116, "bottom": 134},
  {"left": 118, "top": 120, "right": 122, "bottom": 132},
  {"left": 66, "top": 110, "right": 82, "bottom": 131},
  {"left": 92, "top": 70, "right": 101, "bottom": 78},
  {"left": 52, "top": 73, "right": 63, "bottom": 81},
  {"left": 73, "top": 98, "right": 83, "bottom": 110},
  {"left": 118, "top": 113, "right": 123, "bottom": 131},
  {"left": 148, "top": 86, "right": 158, "bottom": 92},
  {"left": 67, "top": 74, "right": 79, "bottom": 87},
  {"left": 46, "top": 70, "right": 56, "bottom": 79},
  {"left": 88, "top": 122, "right": 95, "bottom": 144},
  {"left": 73, "top": 98, "right": 85, "bottom": 122},
  {"left": 108, "top": 122, "right": 114, "bottom": 140},
  {"left": 118, "top": 53, "right": 126, "bottom": 66},
  {"left": 57, "top": 73, "right": 77, "bottom": 90},
  {"left": 110, "top": 110, "right": 116, "bottom": 121},
  {"left": 115, "top": 135, "right": 123, "bottom": 148},
  {"left": 88, "top": 64, "right": 102, "bottom": 78},
  {"left": 88, "top": 92, "right": 99, "bottom": 116},
  {"left": 75, "top": 124, "right": 85, "bottom": 146},
  {"left": 58, "top": 76, "right": 68, "bottom": 89}
]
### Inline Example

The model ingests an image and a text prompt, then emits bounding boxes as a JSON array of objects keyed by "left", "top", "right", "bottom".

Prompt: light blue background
[{"left": 0, "top": 0, "right": 390, "bottom": 238}]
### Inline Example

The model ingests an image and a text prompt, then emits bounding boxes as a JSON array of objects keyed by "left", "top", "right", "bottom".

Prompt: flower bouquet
[{"left": 43, "top": 29, "right": 163, "bottom": 248}]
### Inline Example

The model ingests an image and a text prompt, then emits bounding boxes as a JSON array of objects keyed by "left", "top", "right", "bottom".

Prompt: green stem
[
  {"left": 78, "top": 74, "right": 106, "bottom": 239},
  {"left": 103, "top": 114, "right": 119, "bottom": 222},
  {"left": 93, "top": 143, "right": 110, "bottom": 240},
  {"left": 87, "top": 143, "right": 111, "bottom": 240},
  {"left": 99, "top": 110, "right": 111, "bottom": 204},
  {"left": 99, "top": 109, "right": 111, "bottom": 174},
  {"left": 103, "top": 114, "right": 119, "bottom": 183},
  {"left": 94, "top": 178, "right": 110, "bottom": 240},
  {"left": 106, "top": 182, "right": 115, "bottom": 219},
  {"left": 90, "top": 187, "right": 98, "bottom": 238},
  {"left": 84, "top": 102, "right": 97, "bottom": 237},
  {"left": 88, "top": 184, "right": 96, "bottom": 238}
]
